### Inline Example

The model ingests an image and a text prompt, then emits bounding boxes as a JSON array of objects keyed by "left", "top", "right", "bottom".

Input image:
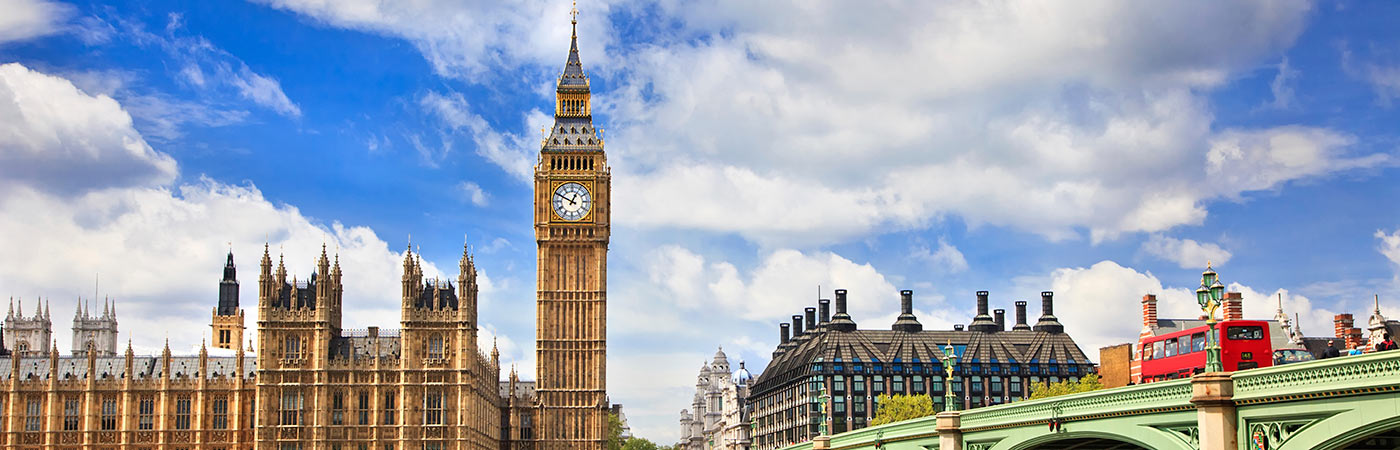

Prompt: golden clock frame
[{"left": 548, "top": 179, "right": 595, "bottom": 223}]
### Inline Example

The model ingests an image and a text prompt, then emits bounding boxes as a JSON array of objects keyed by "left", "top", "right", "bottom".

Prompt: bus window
[
  {"left": 1191, "top": 333, "right": 1205, "bottom": 352},
  {"left": 1152, "top": 341, "right": 1165, "bottom": 360},
  {"left": 1226, "top": 326, "right": 1263, "bottom": 340},
  {"left": 1164, "top": 338, "right": 1177, "bottom": 357}
]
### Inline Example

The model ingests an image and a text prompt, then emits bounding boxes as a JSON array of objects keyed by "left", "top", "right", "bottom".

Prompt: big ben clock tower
[{"left": 535, "top": 6, "right": 610, "bottom": 450}]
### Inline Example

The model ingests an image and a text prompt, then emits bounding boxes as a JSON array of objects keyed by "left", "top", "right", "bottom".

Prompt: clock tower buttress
[{"left": 535, "top": 7, "right": 610, "bottom": 450}]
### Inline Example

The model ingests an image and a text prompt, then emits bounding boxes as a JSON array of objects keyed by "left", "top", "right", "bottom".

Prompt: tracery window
[
  {"left": 139, "top": 396, "right": 155, "bottom": 430},
  {"left": 212, "top": 397, "right": 229, "bottom": 429},
  {"left": 64, "top": 397, "right": 81, "bottom": 430},
  {"left": 428, "top": 334, "right": 443, "bottom": 359},
  {"left": 332, "top": 391, "right": 345, "bottom": 425},
  {"left": 101, "top": 397, "right": 118, "bottom": 430},
  {"left": 383, "top": 390, "right": 397, "bottom": 425},
  {"left": 175, "top": 396, "right": 192, "bottom": 429},
  {"left": 284, "top": 335, "right": 302, "bottom": 359},
  {"left": 281, "top": 390, "right": 303, "bottom": 426},
  {"left": 424, "top": 389, "right": 443, "bottom": 425}
]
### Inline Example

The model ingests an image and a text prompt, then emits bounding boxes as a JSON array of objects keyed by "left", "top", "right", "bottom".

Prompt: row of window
[
  {"left": 810, "top": 363, "right": 1084, "bottom": 375},
  {"left": 283, "top": 389, "right": 448, "bottom": 427},
  {"left": 15, "top": 395, "right": 230, "bottom": 432}
]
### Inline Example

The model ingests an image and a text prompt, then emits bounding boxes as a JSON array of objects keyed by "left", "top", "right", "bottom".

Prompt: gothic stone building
[
  {"left": 749, "top": 290, "right": 1095, "bottom": 449},
  {"left": 1, "top": 244, "right": 510, "bottom": 450}
]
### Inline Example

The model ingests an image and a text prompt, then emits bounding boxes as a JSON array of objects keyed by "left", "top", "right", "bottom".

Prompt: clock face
[{"left": 552, "top": 182, "right": 592, "bottom": 221}]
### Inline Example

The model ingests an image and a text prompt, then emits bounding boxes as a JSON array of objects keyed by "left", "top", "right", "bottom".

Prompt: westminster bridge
[{"left": 780, "top": 350, "right": 1400, "bottom": 450}]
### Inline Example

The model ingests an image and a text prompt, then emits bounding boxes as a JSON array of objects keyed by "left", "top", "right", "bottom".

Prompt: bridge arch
[
  {"left": 1305, "top": 412, "right": 1400, "bottom": 450},
  {"left": 981, "top": 427, "right": 1191, "bottom": 450}
]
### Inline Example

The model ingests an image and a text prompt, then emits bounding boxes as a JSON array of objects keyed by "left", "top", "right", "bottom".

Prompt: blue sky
[{"left": 2, "top": 0, "right": 1400, "bottom": 442}]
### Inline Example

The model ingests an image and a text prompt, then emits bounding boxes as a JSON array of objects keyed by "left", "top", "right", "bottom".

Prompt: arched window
[
  {"left": 427, "top": 334, "right": 444, "bottom": 359},
  {"left": 284, "top": 336, "right": 301, "bottom": 359}
]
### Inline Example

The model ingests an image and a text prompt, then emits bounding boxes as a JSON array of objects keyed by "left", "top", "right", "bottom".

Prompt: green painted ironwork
[
  {"left": 943, "top": 340, "right": 958, "bottom": 412},
  {"left": 772, "top": 345, "right": 1400, "bottom": 450},
  {"left": 1197, "top": 263, "right": 1225, "bottom": 373}
]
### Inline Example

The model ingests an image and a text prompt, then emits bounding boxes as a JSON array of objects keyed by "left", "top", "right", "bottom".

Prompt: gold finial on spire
[{"left": 571, "top": 1, "right": 579, "bottom": 26}]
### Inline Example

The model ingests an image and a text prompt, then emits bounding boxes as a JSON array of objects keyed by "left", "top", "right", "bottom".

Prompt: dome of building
[{"left": 732, "top": 361, "right": 753, "bottom": 385}]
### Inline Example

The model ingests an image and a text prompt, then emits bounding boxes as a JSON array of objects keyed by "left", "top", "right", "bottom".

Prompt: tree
[
  {"left": 621, "top": 438, "right": 668, "bottom": 450},
  {"left": 1027, "top": 374, "right": 1104, "bottom": 400},
  {"left": 868, "top": 394, "right": 937, "bottom": 426},
  {"left": 607, "top": 413, "right": 625, "bottom": 450}
]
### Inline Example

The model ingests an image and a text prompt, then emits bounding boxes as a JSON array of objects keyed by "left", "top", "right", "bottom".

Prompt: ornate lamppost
[
  {"left": 1196, "top": 263, "right": 1226, "bottom": 373},
  {"left": 942, "top": 341, "right": 958, "bottom": 412},
  {"left": 815, "top": 384, "right": 830, "bottom": 436}
]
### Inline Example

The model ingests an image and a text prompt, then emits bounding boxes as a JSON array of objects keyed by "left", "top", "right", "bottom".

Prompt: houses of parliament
[{"left": 0, "top": 11, "right": 611, "bottom": 450}]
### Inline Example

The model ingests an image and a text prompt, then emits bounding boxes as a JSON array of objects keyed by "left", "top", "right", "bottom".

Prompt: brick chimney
[
  {"left": 1223, "top": 292, "right": 1244, "bottom": 321},
  {"left": 1142, "top": 294, "right": 1157, "bottom": 329},
  {"left": 1334, "top": 314, "right": 1363, "bottom": 349}
]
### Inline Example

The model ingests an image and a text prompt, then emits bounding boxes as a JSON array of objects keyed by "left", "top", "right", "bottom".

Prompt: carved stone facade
[
  {"left": 534, "top": 9, "right": 610, "bottom": 450},
  {"left": 71, "top": 298, "right": 119, "bottom": 358},
  {"left": 5, "top": 298, "right": 52, "bottom": 358},
  {"left": 2, "top": 245, "right": 508, "bottom": 450},
  {"left": 679, "top": 348, "right": 752, "bottom": 450}
]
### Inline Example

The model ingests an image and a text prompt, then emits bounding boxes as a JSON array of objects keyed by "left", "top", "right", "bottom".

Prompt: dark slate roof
[
  {"left": 1, "top": 355, "right": 255, "bottom": 380},
  {"left": 329, "top": 336, "right": 402, "bottom": 360},
  {"left": 751, "top": 327, "right": 1092, "bottom": 395},
  {"left": 544, "top": 117, "right": 603, "bottom": 152},
  {"left": 558, "top": 25, "right": 588, "bottom": 91}
]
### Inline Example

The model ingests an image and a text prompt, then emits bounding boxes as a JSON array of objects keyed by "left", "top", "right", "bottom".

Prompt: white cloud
[
  {"left": 1206, "top": 126, "right": 1386, "bottom": 196},
  {"left": 0, "top": 66, "right": 501, "bottom": 364},
  {"left": 456, "top": 181, "right": 490, "bottom": 207},
  {"left": 229, "top": 66, "right": 301, "bottom": 118},
  {"left": 642, "top": 246, "right": 900, "bottom": 322},
  {"left": 419, "top": 91, "right": 539, "bottom": 178},
  {"left": 1265, "top": 57, "right": 1299, "bottom": 110},
  {"left": 121, "top": 14, "right": 302, "bottom": 119},
  {"left": 250, "top": 0, "right": 603, "bottom": 80},
  {"left": 0, "top": 63, "right": 178, "bottom": 195},
  {"left": 0, "top": 0, "right": 72, "bottom": 44},
  {"left": 911, "top": 237, "right": 969, "bottom": 273},
  {"left": 1377, "top": 228, "right": 1400, "bottom": 271},
  {"left": 251, "top": 0, "right": 1385, "bottom": 247},
  {"left": 1342, "top": 44, "right": 1400, "bottom": 106},
  {"left": 1140, "top": 234, "right": 1232, "bottom": 269}
]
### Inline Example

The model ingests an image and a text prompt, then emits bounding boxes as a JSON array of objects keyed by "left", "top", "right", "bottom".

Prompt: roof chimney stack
[
  {"left": 780, "top": 323, "right": 790, "bottom": 345},
  {"left": 1013, "top": 301, "right": 1031, "bottom": 331},
  {"left": 1034, "top": 291, "right": 1064, "bottom": 333},
  {"left": 804, "top": 307, "right": 817, "bottom": 332},
  {"left": 830, "top": 289, "right": 858, "bottom": 332},
  {"left": 791, "top": 315, "right": 803, "bottom": 339},
  {"left": 1142, "top": 294, "right": 1158, "bottom": 330},
  {"left": 819, "top": 299, "right": 831, "bottom": 326},
  {"left": 892, "top": 290, "right": 923, "bottom": 333},
  {"left": 994, "top": 309, "right": 1006, "bottom": 332},
  {"left": 969, "top": 291, "right": 999, "bottom": 332}
]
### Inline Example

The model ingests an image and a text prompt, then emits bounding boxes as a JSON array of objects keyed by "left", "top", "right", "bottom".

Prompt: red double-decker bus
[{"left": 1139, "top": 320, "right": 1273, "bottom": 382}]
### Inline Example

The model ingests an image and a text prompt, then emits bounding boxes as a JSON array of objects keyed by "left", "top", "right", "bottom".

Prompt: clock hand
[{"left": 555, "top": 192, "right": 576, "bottom": 206}]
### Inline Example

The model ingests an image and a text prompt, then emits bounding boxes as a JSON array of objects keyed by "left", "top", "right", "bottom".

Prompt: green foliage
[
  {"left": 1027, "top": 373, "right": 1104, "bottom": 400},
  {"left": 607, "top": 413, "right": 625, "bottom": 450},
  {"left": 621, "top": 438, "right": 668, "bottom": 450},
  {"left": 869, "top": 394, "right": 937, "bottom": 426}
]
